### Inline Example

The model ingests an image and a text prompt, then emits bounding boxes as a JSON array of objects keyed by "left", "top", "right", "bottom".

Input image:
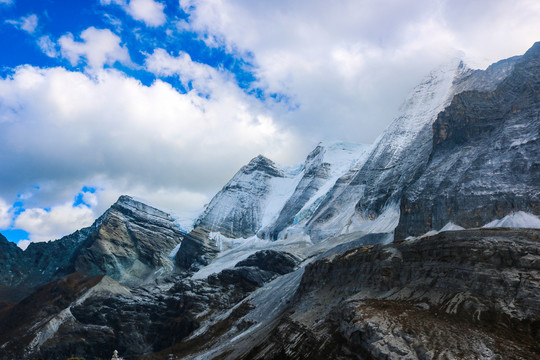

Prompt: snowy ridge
[
  {"left": 366, "top": 58, "right": 464, "bottom": 169},
  {"left": 295, "top": 142, "right": 371, "bottom": 222},
  {"left": 303, "top": 57, "right": 470, "bottom": 241},
  {"left": 261, "top": 141, "right": 372, "bottom": 241},
  {"left": 194, "top": 142, "right": 372, "bottom": 241},
  {"left": 260, "top": 165, "right": 304, "bottom": 228}
]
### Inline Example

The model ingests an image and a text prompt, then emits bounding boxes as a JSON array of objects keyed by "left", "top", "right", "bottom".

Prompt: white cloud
[
  {"left": 127, "top": 0, "right": 166, "bottom": 27},
  {"left": 0, "top": 198, "right": 11, "bottom": 229},
  {"left": 145, "top": 48, "right": 230, "bottom": 95},
  {"left": 0, "top": 64, "right": 302, "bottom": 240},
  {"left": 38, "top": 35, "right": 58, "bottom": 58},
  {"left": 14, "top": 201, "right": 96, "bottom": 244},
  {"left": 16, "top": 240, "right": 31, "bottom": 250},
  {"left": 101, "top": 0, "right": 166, "bottom": 27},
  {"left": 58, "top": 27, "right": 131, "bottom": 69},
  {"left": 0, "top": 0, "right": 13, "bottom": 6},
  {"left": 178, "top": 0, "right": 540, "bottom": 143},
  {"left": 6, "top": 14, "right": 38, "bottom": 34},
  {"left": 20, "top": 14, "right": 38, "bottom": 33}
]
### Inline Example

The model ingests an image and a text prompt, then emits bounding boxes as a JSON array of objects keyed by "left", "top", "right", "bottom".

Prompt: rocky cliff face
[
  {"left": 0, "top": 195, "right": 184, "bottom": 288},
  {"left": 175, "top": 143, "right": 370, "bottom": 270},
  {"left": 194, "top": 155, "right": 290, "bottom": 239},
  {"left": 0, "top": 234, "right": 24, "bottom": 288},
  {"left": 396, "top": 42, "right": 540, "bottom": 238},
  {"left": 304, "top": 56, "right": 521, "bottom": 240},
  {"left": 0, "top": 250, "right": 300, "bottom": 360},
  {"left": 260, "top": 142, "right": 371, "bottom": 241},
  {"left": 74, "top": 195, "right": 184, "bottom": 284},
  {"left": 202, "top": 229, "right": 540, "bottom": 360}
]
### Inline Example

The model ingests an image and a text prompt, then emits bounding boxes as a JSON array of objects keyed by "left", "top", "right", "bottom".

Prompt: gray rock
[
  {"left": 231, "top": 228, "right": 540, "bottom": 360},
  {"left": 0, "top": 195, "right": 184, "bottom": 288},
  {"left": 194, "top": 155, "right": 285, "bottom": 239},
  {"left": 305, "top": 56, "right": 519, "bottom": 240},
  {"left": 396, "top": 42, "right": 540, "bottom": 238}
]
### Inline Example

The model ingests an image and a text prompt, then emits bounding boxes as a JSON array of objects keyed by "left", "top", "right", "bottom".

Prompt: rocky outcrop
[
  {"left": 0, "top": 196, "right": 184, "bottom": 288},
  {"left": 305, "top": 56, "right": 519, "bottom": 240},
  {"left": 0, "top": 219, "right": 103, "bottom": 288},
  {"left": 0, "top": 250, "right": 300, "bottom": 360},
  {"left": 396, "top": 42, "right": 540, "bottom": 238},
  {"left": 229, "top": 228, "right": 540, "bottom": 360},
  {"left": 194, "top": 155, "right": 287, "bottom": 239},
  {"left": 174, "top": 226, "right": 219, "bottom": 271},
  {"left": 74, "top": 195, "right": 184, "bottom": 284},
  {"left": 208, "top": 250, "right": 300, "bottom": 292},
  {"left": 0, "top": 234, "right": 24, "bottom": 288},
  {"left": 0, "top": 272, "right": 108, "bottom": 360}
]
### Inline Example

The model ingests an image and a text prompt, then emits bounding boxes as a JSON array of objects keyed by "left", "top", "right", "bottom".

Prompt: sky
[{"left": 0, "top": 0, "right": 539, "bottom": 248}]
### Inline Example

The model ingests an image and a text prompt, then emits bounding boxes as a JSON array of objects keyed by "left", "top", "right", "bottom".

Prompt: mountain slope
[
  {"left": 175, "top": 143, "right": 371, "bottom": 270},
  {"left": 260, "top": 142, "right": 371, "bottom": 241},
  {"left": 0, "top": 195, "right": 184, "bottom": 288},
  {"left": 396, "top": 42, "right": 540, "bottom": 238},
  {"left": 194, "top": 155, "right": 299, "bottom": 239},
  {"left": 305, "top": 56, "right": 519, "bottom": 240}
]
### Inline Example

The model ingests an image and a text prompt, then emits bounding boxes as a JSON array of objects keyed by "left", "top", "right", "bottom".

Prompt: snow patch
[
  {"left": 169, "top": 243, "right": 181, "bottom": 258},
  {"left": 260, "top": 169, "right": 304, "bottom": 228},
  {"left": 483, "top": 211, "right": 540, "bottom": 229},
  {"left": 439, "top": 222, "right": 465, "bottom": 232}
]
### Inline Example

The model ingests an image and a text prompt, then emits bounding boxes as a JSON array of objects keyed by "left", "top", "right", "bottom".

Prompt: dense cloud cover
[{"left": 0, "top": 0, "right": 539, "bottom": 247}]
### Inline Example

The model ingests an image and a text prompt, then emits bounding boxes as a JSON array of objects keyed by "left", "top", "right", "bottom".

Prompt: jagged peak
[
  {"left": 304, "top": 141, "right": 372, "bottom": 173},
  {"left": 111, "top": 195, "right": 173, "bottom": 220},
  {"left": 524, "top": 41, "right": 540, "bottom": 57},
  {"left": 240, "top": 154, "right": 284, "bottom": 177}
]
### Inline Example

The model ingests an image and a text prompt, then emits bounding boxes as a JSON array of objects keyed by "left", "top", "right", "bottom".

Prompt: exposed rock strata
[
  {"left": 396, "top": 42, "right": 540, "bottom": 238},
  {"left": 0, "top": 250, "right": 299, "bottom": 360},
  {"left": 227, "top": 228, "right": 540, "bottom": 360},
  {"left": 0, "top": 195, "right": 184, "bottom": 288}
]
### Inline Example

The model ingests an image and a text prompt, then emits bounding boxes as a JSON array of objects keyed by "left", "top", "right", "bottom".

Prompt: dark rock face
[
  {"left": 235, "top": 250, "right": 299, "bottom": 275},
  {"left": 1, "top": 221, "right": 100, "bottom": 288},
  {"left": 0, "top": 272, "right": 105, "bottom": 360},
  {"left": 396, "top": 43, "right": 540, "bottom": 238},
  {"left": 0, "top": 250, "right": 299, "bottom": 360},
  {"left": 0, "top": 196, "right": 184, "bottom": 288},
  {"left": 235, "top": 229, "right": 540, "bottom": 360},
  {"left": 174, "top": 226, "right": 220, "bottom": 271},
  {"left": 74, "top": 195, "right": 184, "bottom": 283},
  {"left": 0, "top": 234, "right": 24, "bottom": 287},
  {"left": 209, "top": 250, "right": 300, "bottom": 292}
]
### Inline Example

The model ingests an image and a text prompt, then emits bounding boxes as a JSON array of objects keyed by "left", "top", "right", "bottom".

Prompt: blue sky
[
  {"left": 0, "top": 0, "right": 256, "bottom": 89},
  {"left": 1, "top": 0, "right": 539, "bottom": 248}
]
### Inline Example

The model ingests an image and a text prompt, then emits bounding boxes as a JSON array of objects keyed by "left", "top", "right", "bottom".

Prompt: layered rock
[
  {"left": 260, "top": 142, "right": 371, "bottom": 241},
  {"left": 396, "top": 42, "right": 540, "bottom": 238},
  {"left": 174, "top": 226, "right": 219, "bottom": 271},
  {"left": 176, "top": 143, "right": 369, "bottom": 269},
  {"left": 194, "top": 155, "right": 291, "bottom": 239},
  {"left": 0, "top": 272, "right": 129, "bottom": 360},
  {"left": 0, "top": 196, "right": 184, "bottom": 288},
  {"left": 0, "top": 250, "right": 300, "bottom": 360},
  {"left": 218, "top": 228, "right": 540, "bottom": 359},
  {"left": 74, "top": 195, "right": 184, "bottom": 284}
]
